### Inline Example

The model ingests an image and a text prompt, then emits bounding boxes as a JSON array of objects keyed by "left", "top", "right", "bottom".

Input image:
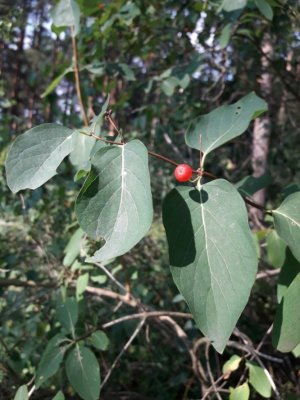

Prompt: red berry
[{"left": 174, "top": 164, "right": 193, "bottom": 182}]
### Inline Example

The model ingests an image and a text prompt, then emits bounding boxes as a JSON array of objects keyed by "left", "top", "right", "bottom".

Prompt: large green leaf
[
  {"left": 255, "top": 0, "right": 273, "bottom": 20},
  {"left": 56, "top": 298, "right": 78, "bottom": 337},
  {"left": 35, "top": 334, "right": 67, "bottom": 388},
  {"left": 277, "top": 249, "right": 300, "bottom": 303},
  {"left": 163, "top": 179, "right": 257, "bottom": 353},
  {"left": 272, "top": 273, "right": 300, "bottom": 352},
  {"left": 50, "top": 0, "right": 81, "bottom": 36},
  {"left": 273, "top": 192, "right": 300, "bottom": 262},
  {"left": 246, "top": 361, "right": 272, "bottom": 398},
  {"left": 13, "top": 385, "right": 28, "bottom": 400},
  {"left": 65, "top": 345, "right": 100, "bottom": 400},
  {"left": 75, "top": 140, "right": 153, "bottom": 262},
  {"left": 266, "top": 229, "right": 286, "bottom": 269},
  {"left": 185, "top": 92, "right": 267, "bottom": 166},
  {"left": 6, "top": 124, "right": 74, "bottom": 193}
]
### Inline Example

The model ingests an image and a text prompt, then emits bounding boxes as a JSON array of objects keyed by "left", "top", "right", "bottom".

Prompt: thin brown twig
[{"left": 71, "top": 26, "right": 89, "bottom": 127}]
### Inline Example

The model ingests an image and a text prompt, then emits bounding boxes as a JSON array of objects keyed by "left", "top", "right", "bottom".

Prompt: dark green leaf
[
  {"left": 221, "top": 0, "right": 247, "bottom": 12},
  {"left": 6, "top": 124, "right": 74, "bottom": 193},
  {"left": 52, "top": 391, "right": 65, "bottom": 400},
  {"left": 13, "top": 385, "right": 28, "bottom": 400},
  {"left": 76, "top": 273, "right": 89, "bottom": 299},
  {"left": 185, "top": 92, "right": 267, "bottom": 166},
  {"left": 69, "top": 131, "right": 96, "bottom": 171},
  {"left": 57, "top": 298, "right": 78, "bottom": 336},
  {"left": 50, "top": 0, "right": 81, "bottom": 36},
  {"left": 235, "top": 174, "right": 272, "bottom": 197},
  {"left": 219, "top": 23, "right": 232, "bottom": 49},
  {"left": 273, "top": 192, "right": 300, "bottom": 262},
  {"left": 65, "top": 345, "right": 100, "bottom": 400},
  {"left": 75, "top": 140, "right": 153, "bottom": 262},
  {"left": 277, "top": 249, "right": 300, "bottom": 303},
  {"left": 272, "top": 273, "right": 300, "bottom": 352},
  {"left": 246, "top": 361, "right": 272, "bottom": 398},
  {"left": 35, "top": 335, "right": 67, "bottom": 388},
  {"left": 90, "top": 330, "right": 110, "bottom": 350},
  {"left": 41, "top": 67, "right": 73, "bottom": 98},
  {"left": 163, "top": 179, "right": 257, "bottom": 353}
]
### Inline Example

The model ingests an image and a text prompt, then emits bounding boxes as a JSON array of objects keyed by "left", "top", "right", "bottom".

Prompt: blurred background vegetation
[{"left": 0, "top": 0, "right": 300, "bottom": 399}]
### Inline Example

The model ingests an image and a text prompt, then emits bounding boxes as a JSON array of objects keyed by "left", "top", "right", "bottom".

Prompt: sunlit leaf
[{"left": 246, "top": 361, "right": 272, "bottom": 398}]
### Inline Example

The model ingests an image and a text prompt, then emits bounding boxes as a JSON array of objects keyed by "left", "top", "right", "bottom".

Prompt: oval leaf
[
  {"left": 13, "top": 385, "right": 28, "bottom": 400},
  {"left": 185, "top": 92, "right": 267, "bottom": 165},
  {"left": 35, "top": 335, "right": 67, "bottom": 388},
  {"left": 90, "top": 330, "right": 110, "bottom": 351},
  {"left": 229, "top": 382, "right": 250, "bottom": 400},
  {"left": 65, "top": 345, "right": 100, "bottom": 400},
  {"left": 56, "top": 298, "right": 78, "bottom": 336},
  {"left": 75, "top": 140, "right": 153, "bottom": 262},
  {"left": 163, "top": 179, "right": 257, "bottom": 353},
  {"left": 246, "top": 361, "right": 272, "bottom": 398},
  {"left": 272, "top": 273, "right": 300, "bottom": 352},
  {"left": 5, "top": 124, "right": 74, "bottom": 193},
  {"left": 50, "top": 0, "right": 81, "bottom": 36},
  {"left": 273, "top": 192, "right": 300, "bottom": 262},
  {"left": 277, "top": 249, "right": 300, "bottom": 303}
]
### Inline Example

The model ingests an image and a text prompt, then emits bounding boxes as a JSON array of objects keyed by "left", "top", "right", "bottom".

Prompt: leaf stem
[{"left": 71, "top": 26, "right": 89, "bottom": 127}]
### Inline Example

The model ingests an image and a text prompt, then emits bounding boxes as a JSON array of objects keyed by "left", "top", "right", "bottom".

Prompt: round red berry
[{"left": 174, "top": 164, "right": 193, "bottom": 182}]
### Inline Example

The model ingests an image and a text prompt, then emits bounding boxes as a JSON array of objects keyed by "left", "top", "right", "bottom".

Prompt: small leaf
[
  {"left": 292, "top": 342, "right": 300, "bottom": 358},
  {"left": 35, "top": 335, "right": 67, "bottom": 388},
  {"left": 246, "top": 361, "right": 272, "bottom": 398},
  {"left": 57, "top": 298, "right": 78, "bottom": 336},
  {"left": 118, "top": 63, "right": 136, "bottom": 81},
  {"left": 186, "top": 92, "right": 267, "bottom": 165},
  {"left": 76, "top": 273, "right": 89, "bottom": 299},
  {"left": 161, "top": 77, "right": 179, "bottom": 96},
  {"left": 5, "top": 124, "right": 74, "bottom": 193},
  {"left": 221, "top": 0, "right": 247, "bottom": 12},
  {"left": 69, "top": 131, "right": 96, "bottom": 171},
  {"left": 219, "top": 23, "right": 232, "bottom": 49},
  {"left": 13, "top": 385, "right": 28, "bottom": 400},
  {"left": 90, "top": 330, "right": 110, "bottom": 350},
  {"left": 235, "top": 174, "right": 272, "bottom": 197},
  {"left": 273, "top": 192, "right": 300, "bottom": 262},
  {"left": 277, "top": 249, "right": 300, "bottom": 303},
  {"left": 272, "top": 273, "right": 300, "bottom": 352},
  {"left": 89, "top": 96, "right": 110, "bottom": 134},
  {"left": 229, "top": 382, "right": 250, "bottom": 400},
  {"left": 266, "top": 229, "right": 286, "bottom": 269},
  {"left": 75, "top": 140, "right": 153, "bottom": 262},
  {"left": 50, "top": 0, "right": 81, "bottom": 36},
  {"left": 41, "top": 67, "right": 73, "bottom": 98},
  {"left": 63, "top": 228, "right": 85, "bottom": 267},
  {"left": 52, "top": 391, "right": 65, "bottom": 400},
  {"left": 65, "top": 345, "right": 100, "bottom": 400},
  {"left": 255, "top": 0, "right": 273, "bottom": 20},
  {"left": 222, "top": 355, "right": 242, "bottom": 377},
  {"left": 163, "top": 179, "right": 257, "bottom": 353}
]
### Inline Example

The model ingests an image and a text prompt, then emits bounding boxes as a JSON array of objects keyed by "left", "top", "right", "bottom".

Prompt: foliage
[{"left": 1, "top": 0, "right": 300, "bottom": 399}]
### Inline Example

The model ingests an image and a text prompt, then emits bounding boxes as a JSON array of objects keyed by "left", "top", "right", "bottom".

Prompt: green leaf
[
  {"left": 89, "top": 96, "right": 110, "bottom": 134},
  {"left": 118, "top": 63, "right": 136, "bottom": 81},
  {"left": 35, "top": 335, "right": 67, "bottom": 388},
  {"left": 292, "top": 342, "right": 300, "bottom": 357},
  {"left": 57, "top": 298, "right": 78, "bottom": 336},
  {"left": 222, "top": 355, "right": 242, "bottom": 376},
  {"left": 69, "top": 131, "right": 96, "bottom": 171},
  {"left": 90, "top": 330, "right": 110, "bottom": 350},
  {"left": 219, "top": 23, "right": 232, "bottom": 49},
  {"left": 266, "top": 229, "right": 286, "bottom": 269},
  {"left": 41, "top": 67, "right": 73, "bottom": 98},
  {"left": 185, "top": 92, "right": 267, "bottom": 166},
  {"left": 246, "top": 361, "right": 272, "bottom": 398},
  {"left": 229, "top": 382, "right": 250, "bottom": 400},
  {"left": 255, "top": 0, "right": 273, "bottom": 20},
  {"left": 52, "top": 391, "right": 65, "bottom": 400},
  {"left": 5, "top": 124, "right": 74, "bottom": 193},
  {"left": 162, "top": 179, "right": 257, "bottom": 353},
  {"left": 272, "top": 273, "right": 300, "bottom": 352},
  {"left": 63, "top": 228, "right": 85, "bottom": 267},
  {"left": 76, "top": 273, "right": 89, "bottom": 299},
  {"left": 50, "top": 0, "right": 81, "bottom": 36},
  {"left": 273, "top": 192, "right": 300, "bottom": 262},
  {"left": 75, "top": 140, "right": 153, "bottom": 262},
  {"left": 65, "top": 345, "right": 100, "bottom": 400},
  {"left": 235, "top": 174, "right": 272, "bottom": 197},
  {"left": 161, "top": 77, "right": 179, "bottom": 96},
  {"left": 221, "top": 0, "right": 247, "bottom": 12},
  {"left": 13, "top": 385, "right": 28, "bottom": 400}
]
